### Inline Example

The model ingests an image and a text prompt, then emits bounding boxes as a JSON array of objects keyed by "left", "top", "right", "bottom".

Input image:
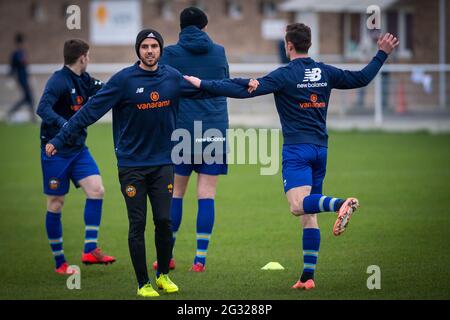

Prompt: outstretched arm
[
  {"left": 329, "top": 33, "right": 399, "bottom": 89},
  {"left": 46, "top": 74, "right": 123, "bottom": 156},
  {"left": 184, "top": 68, "right": 285, "bottom": 99}
]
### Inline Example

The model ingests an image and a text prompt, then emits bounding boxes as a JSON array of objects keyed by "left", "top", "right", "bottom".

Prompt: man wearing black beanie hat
[
  {"left": 155, "top": 7, "right": 230, "bottom": 274},
  {"left": 45, "top": 28, "right": 218, "bottom": 298},
  {"left": 135, "top": 29, "right": 164, "bottom": 61},
  {"left": 180, "top": 7, "right": 208, "bottom": 30}
]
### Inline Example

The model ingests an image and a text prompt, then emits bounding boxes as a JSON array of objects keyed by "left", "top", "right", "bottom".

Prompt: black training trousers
[{"left": 118, "top": 165, "right": 174, "bottom": 286}]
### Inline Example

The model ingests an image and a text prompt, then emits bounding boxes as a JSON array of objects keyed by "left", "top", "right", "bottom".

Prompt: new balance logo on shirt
[
  {"left": 303, "top": 68, "right": 322, "bottom": 82},
  {"left": 136, "top": 87, "right": 144, "bottom": 94},
  {"left": 298, "top": 68, "right": 328, "bottom": 89}
]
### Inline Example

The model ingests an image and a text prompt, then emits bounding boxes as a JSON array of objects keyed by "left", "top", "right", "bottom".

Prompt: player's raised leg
[{"left": 301, "top": 194, "right": 359, "bottom": 236}]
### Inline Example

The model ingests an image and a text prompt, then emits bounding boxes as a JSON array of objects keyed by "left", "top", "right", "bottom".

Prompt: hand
[
  {"left": 45, "top": 143, "right": 57, "bottom": 157},
  {"left": 183, "top": 75, "right": 201, "bottom": 88},
  {"left": 248, "top": 78, "right": 259, "bottom": 93},
  {"left": 377, "top": 33, "right": 399, "bottom": 54}
]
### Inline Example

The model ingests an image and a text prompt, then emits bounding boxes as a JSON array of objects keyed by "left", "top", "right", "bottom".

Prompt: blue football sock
[
  {"left": 170, "top": 197, "right": 183, "bottom": 258},
  {"left": 301, "top": 228, "right": 321, "bottom": 282},
  {"left": 303, "top": 194, "right": 344, "bottom": 214},
  {"left": 83, "top": 199, "right": 103, "bottom": 254},
  {"left": 194, "top": 198, "right": 215, "bottom": 266},
  {"left": 46, "top": 212, "right": 66, "bottom": 268}
]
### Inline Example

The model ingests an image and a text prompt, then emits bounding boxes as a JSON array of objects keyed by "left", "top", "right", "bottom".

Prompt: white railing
[{"left": 1, "top": 63, "right": 449, "bottom": 128}]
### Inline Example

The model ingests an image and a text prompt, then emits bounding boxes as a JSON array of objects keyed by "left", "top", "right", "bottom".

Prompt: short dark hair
[
  {"left": 63, "top": 39, "right": 89, "bottom": 65},
  {"left": 285, "top": 23, "right": 311, "bottom": 54}
]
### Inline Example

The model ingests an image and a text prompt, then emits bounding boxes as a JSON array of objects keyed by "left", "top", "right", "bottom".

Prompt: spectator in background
[{"left": 7, "top": 33, "right": 36, "bottom": 122}]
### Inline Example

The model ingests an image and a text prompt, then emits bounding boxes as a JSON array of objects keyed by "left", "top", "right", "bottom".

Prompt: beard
[{"left": 140, "top": 54, "right": 159, "bottom": 68}]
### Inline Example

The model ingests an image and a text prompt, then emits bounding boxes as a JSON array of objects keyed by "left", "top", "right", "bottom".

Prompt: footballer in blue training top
[
  {"left": 45, "top": 29, "right": 216, "bottom": 298},
  {"left": 37, "top": 39, "right": 116, "bottom": 275},
  {"left": 184, "top": 23, "right": 400, "bottom": 290}
]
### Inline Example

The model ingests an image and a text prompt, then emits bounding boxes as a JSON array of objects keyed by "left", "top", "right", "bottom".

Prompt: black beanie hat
[
  {"left": 180, "top": 7, "right": 208, "bottom": 30},
  {"left": 135, "top": 29, "right": 164, "bottom": 59}
]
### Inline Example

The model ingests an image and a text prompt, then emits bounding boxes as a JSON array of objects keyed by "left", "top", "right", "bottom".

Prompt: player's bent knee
[
  {"left": 301, "top": 214, "right": 319, "bottom": 228},
  {"left": 173, "top": 189, "right": 186, "bottom": 198},
  {"left": 47, "top": 196, "right": 65, "bottom": 212},
  {"left": 87, "top": 184, "right": 105, "bottom": 199},
  {"left": 290, "top": 203, "right": 304, "bottom": 216}
]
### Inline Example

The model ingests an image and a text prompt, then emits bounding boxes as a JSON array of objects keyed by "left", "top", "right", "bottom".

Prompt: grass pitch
[{"left": 0, "top": 123, "right": 449, "bottom": 300}]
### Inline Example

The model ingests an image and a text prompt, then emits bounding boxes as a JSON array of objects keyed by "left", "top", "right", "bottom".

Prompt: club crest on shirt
[
  {"left": 76, "top": 96, "right": 84, "bottom": 105},
  {"left": 71, "top": 96, "right": 84, "bottom": 111},
  {"left": 167, "top": 183, "right": 173, "bottom": 193},
  {"left": 150, "top": 91, "right": 160, "bottom": 102},
  {"left": 126, "top": 185, "right": 136, "bottom": 197},
  {"left": 49, "top": 178, "right": 60, "bottom": 190}
]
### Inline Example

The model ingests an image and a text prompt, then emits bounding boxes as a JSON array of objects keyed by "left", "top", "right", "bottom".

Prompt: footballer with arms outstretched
[
  {"left": 184, "top": 23, "right": 399, "bottom": 290},
  {"left": 45, "top": 30, "right": 217, "bottom": 298},
  {"left": 37, "top": 39, "right": 116, "bottom": 276}
]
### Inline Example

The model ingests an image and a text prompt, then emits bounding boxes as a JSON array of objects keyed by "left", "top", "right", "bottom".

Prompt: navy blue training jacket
[
  {"left": 37, "top": 66, "right": 103, "bottom": 155},
  {"left": 200, "top": 50, "right": 389, "bottom": 147},
  {"left": 160, "top": 26, "right": 229, "bottom": 154},
  {"left": 50, "top": 62, "right": 211, "bottom": 167}
]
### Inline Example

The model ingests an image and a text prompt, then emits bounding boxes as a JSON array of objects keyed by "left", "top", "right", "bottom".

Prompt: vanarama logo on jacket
[
  {"left": 299, "top": 94, "right": 326, "bottom": 109},
  {"left": 136, "top": 91, "right": 171, "bottom": 110}
]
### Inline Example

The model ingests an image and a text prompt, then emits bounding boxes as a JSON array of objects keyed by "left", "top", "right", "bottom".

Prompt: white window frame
[
  {"left": 227, "top": 0, "right": 243, "bottom": 20},
  {"left": 396, "top": 9, "right": 413, "bottom": 59},
  {"left": 343, "top": 13, "right": 367, "bottom": 60},
  {"left": 343, "top": 9, "right": 413, "bottom": 60},
  {"left": 261, "top": 0, "right": 277, "bottom": 18},
  {"left": 160, "top": 0, "right": 174, "bottom": 21}
]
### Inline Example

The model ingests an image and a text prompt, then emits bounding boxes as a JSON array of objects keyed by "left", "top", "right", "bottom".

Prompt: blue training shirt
[
  {"left": 200, "top": 50, "right": 389, "bottom": 147},
  {"left": 49, "top": 62, "right": 212, "bottom": 168},
  {"left": 37, "top": 66, "right": 103, "bottom": 155}
]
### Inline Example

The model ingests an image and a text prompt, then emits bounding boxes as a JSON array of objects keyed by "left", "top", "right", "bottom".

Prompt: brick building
[
  {"left": 0, "top": 0, "right": 448, "bottom": 122},
  {"left": 0, "top": 0, "right": 448, "bottom": 64},
  {"left": 0, "top": 0, "right": 289, "bottom": 64}
]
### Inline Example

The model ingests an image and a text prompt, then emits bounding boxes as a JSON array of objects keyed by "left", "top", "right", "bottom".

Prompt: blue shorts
[
  {"left": 41, "top": 147, "right": 100, "bottom": 196},
  {"left": 175, "top": 154, "right": 228, "bottom": 176},
  {"left": 282, "top": 143, "right": 327, "bottom": 193}
]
